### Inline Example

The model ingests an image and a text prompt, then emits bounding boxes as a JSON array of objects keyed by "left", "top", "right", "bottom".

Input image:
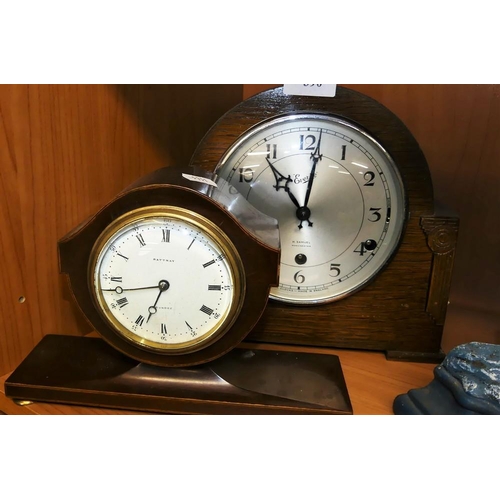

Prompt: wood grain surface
[
  {"left": 0, "top": 343, "right": 436, "bottom": 415},
  {"left": 1, "top": 84, "right": 499, "bottom": 384},
  {"left": 0, "top": 84, "right": 242, "bottom": 376}
]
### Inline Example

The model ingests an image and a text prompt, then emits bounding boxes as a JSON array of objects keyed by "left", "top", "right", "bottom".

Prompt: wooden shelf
[{"left": 0, "top": 342, "right": 436, "bottom": 415}]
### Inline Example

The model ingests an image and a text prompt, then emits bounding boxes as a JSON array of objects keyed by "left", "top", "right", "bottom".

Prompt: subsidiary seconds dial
[
  {"left": 214, "top": 114, "right": 407, "bottom": 305},
  {"left": 90, "top": 206, "right": 244, "bottom": 353}
]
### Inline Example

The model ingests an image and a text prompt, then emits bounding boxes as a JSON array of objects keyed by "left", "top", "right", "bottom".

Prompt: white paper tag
[
  {"left": 182, "top": 173, "right": 218, "bottom": 188},
  {"left": 283, "top": 84, "right": 337, "bottom": 98}
]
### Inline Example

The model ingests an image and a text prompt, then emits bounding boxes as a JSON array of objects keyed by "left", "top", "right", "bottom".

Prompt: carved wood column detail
[{"left": 421, "top": 216, "right": 460, "bottom": 325}]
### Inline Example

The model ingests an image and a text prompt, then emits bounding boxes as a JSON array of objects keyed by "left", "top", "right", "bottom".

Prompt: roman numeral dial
[{"left": 91, "top": 207, "right": 243, "bottom": 353}]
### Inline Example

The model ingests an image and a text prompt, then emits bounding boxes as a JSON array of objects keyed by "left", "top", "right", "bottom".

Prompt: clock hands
[
  {"left": 102, "top": 280, "right": 171, "bottom": 322},
  {"left": 147, "top": 280, "right": 170, "bottom": 322},
  {"left": 265, "top": 130, "right": 323, "bottom": 229}
]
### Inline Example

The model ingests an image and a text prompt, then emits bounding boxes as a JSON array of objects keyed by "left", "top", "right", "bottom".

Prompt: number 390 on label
[{"left": 283, "top": 84, "right": 337, "bottom": 97}]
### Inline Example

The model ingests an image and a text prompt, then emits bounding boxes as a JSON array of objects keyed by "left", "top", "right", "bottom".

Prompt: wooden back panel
[{"left": 0, "top": 84, "right": 242, "bottom": 376}]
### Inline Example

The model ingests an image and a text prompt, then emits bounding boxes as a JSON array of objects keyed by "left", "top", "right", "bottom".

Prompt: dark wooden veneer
[{"left": 58, "top": 167, "right": 280, "bottom": 367}]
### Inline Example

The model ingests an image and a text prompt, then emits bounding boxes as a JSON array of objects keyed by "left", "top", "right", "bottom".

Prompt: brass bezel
[{"left": 88, "top": 206, "right": 246, "bottom": 355}]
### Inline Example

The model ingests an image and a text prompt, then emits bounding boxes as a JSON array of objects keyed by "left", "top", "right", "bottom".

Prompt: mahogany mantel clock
[
  {"left": 58, "top": 167, "right": 281, "bottom": 368},
  {"left": 190, "top": 86, "right": 459, "bottom": 362},
  {"left": 5, "top": 166, "right": 353, "bottom": 414}
]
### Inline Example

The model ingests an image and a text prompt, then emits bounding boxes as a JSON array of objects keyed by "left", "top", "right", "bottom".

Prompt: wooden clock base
[{"left": 4, "top": 335, "right": 352, "bottom": 415}]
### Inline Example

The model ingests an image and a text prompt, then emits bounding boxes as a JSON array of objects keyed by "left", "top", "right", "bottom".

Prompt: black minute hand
[
  {"left": 295, "top": 130, "right": 323, "bottom": 229},
  {"left": 101, "top": 285, "right": 160, "bottom": 292},
  {"left": 303, "top": 129, "right": 323, "bottom": 209}
]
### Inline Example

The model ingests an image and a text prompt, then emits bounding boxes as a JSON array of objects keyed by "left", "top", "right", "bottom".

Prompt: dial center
[
  {"left": 158, "top": 280, "right": 170, "bottom": 291},
  {"left": 296, "top": 206, "right": 311, "bottom": 221}
]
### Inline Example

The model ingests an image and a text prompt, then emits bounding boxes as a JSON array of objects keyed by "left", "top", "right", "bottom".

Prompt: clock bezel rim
[{"left": 88, "top": 205, "right": 246, "bottom": 355}]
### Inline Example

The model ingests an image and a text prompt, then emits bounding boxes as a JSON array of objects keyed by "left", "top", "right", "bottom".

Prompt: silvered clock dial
[{"left": 214, "top": 113, "right": 407, "bottom": 305}]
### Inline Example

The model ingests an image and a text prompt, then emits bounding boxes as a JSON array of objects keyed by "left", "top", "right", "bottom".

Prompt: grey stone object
[{"left": 393, "top": 341, "right": 500, "bottom": 415}]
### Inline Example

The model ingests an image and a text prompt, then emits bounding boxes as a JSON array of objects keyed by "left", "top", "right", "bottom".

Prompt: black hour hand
[
  {"left": 266, "top": 158, "right": 291, "bottom": 190},
  {"left": 265, "top": 158, "right": 300, "bottom": 209}
]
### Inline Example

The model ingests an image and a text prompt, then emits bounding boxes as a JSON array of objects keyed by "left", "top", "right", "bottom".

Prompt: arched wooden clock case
[{"left": 190, "top": 86, "right": 459, "bottom": 362}]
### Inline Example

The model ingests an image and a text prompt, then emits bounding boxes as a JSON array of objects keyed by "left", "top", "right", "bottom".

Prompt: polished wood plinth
[
  {"left": 2, "top": 335, "right": 352, "bottom": 415},
  {"left": 0, "top": 338, "right": 435, "bottom": 415}
]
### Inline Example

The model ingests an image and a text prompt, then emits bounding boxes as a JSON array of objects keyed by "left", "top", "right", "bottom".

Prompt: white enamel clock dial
[
  {"left": 215, "top": 114, "right": 406, "bottom": 305},
  {"left": 90, "top": 206, "right": 244, "bottom": 352}
]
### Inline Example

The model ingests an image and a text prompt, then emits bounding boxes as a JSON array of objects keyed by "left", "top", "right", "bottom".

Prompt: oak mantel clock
[{"left": 190, "top": 86, "right": 459, "bottom": 362}]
